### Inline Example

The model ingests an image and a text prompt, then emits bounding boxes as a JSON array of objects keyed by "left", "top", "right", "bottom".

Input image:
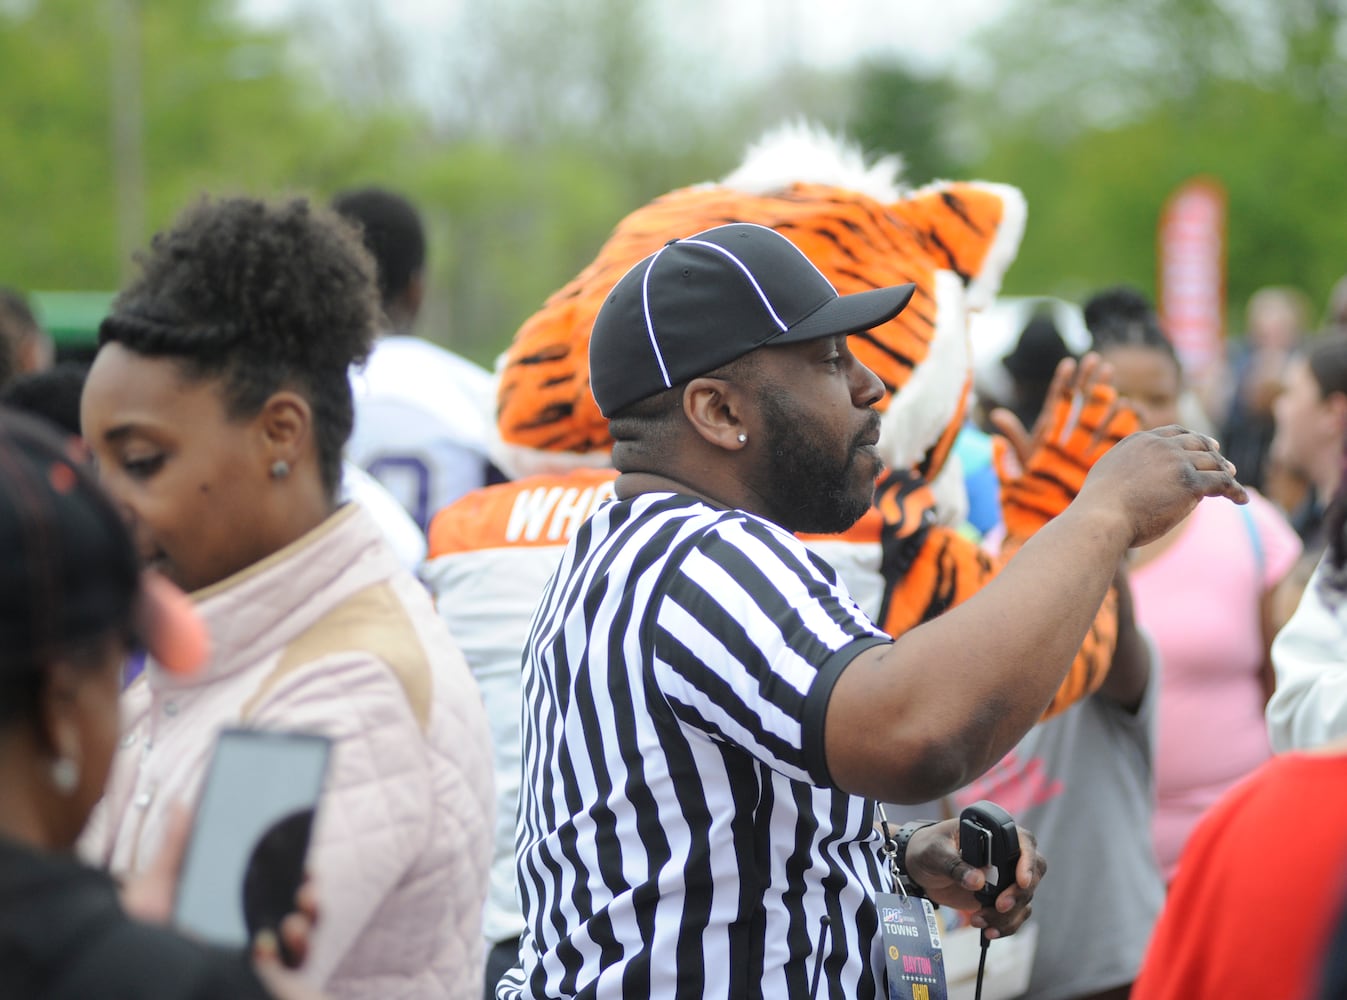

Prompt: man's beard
[{"left": 757, "top": 387, "right": 882, "bottom": 534}]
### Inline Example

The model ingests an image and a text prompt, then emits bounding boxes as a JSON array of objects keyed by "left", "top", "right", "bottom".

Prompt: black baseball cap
[
  {"left": 0, "top": 408, "right": 207, "bottom": 679},
  {"left": 588, "top": 222, "right": 916, "bottom": 417}
]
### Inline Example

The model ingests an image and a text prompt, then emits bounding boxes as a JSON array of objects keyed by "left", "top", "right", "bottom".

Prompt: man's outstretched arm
[{"left": 824, "top": 424, "right": 1246, "bottom": 806}]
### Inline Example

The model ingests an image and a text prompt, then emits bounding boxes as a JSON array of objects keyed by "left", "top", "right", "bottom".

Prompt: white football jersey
[{"left": 347, "top": 335, "right": 496, "bottom": 531}]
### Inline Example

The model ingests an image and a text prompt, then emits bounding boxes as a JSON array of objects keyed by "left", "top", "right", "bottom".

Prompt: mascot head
[{"left": 493, "top": 123, "right": 1026, "bottom": 483}]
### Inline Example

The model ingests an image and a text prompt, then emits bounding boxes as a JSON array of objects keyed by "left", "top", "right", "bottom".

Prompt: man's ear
[
  {"left": 258, "top": 390, "right": 313, "bottom": 471},
  {"left": 683, "top": 377, "right": 750, "bottom": 452}
]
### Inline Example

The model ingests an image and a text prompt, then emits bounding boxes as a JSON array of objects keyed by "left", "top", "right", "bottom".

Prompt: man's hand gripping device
[
  {"left": 960, "top": 800, "right": 1022, "bottom": 1000},
  {"left": 959, "top": 800, "right": 1020, "bottom": 906}
]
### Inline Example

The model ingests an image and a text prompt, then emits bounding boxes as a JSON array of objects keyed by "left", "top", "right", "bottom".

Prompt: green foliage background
[{"left": 2, "top": 0, "right": 1345, "bottom": 363}]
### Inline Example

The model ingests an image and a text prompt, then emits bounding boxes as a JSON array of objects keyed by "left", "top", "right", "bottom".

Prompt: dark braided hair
[{"left": 98, "top": 196, "right": 379, "bottom": 498}]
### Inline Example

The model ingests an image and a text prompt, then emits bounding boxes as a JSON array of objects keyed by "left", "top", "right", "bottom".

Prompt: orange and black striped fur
[
  {"left": 496, "top": 178, "right": 1024, "bottom": 483},
  {"left": 487, "top": 127, "right": 1130, "bottom": 720}
]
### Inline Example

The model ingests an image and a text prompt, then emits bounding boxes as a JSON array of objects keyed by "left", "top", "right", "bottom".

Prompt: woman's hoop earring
[{"left": 270, "top": 460, "right": 291, "bottom": 480}]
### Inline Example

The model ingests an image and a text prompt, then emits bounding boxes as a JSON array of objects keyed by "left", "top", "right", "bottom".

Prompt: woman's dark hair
[
  {"left": 1083, "top": 285, "right": 1182, "bottom": 374},
  {"left": 1326, "top": 474, "right": 1347, "bottom": 596},
  {"left": 1003, "top": 311, "right": 1074, "bottom": 429},
  {"left": 0, "top": 288, "right": 39, "bottom": 387},
  {"left": 1319, "top": 878, "right": 1347, "bottom": 998},
  {"left": 97, "top": 196, "right": 380, "bottom": 498},
  {"left": 1305, "top": 335, "right": 1347, "bottom": 595},
  {"left": 0, "top": 362, "right": 90, "bottom": 438},
  {"left": 1305, "top": 331, "right": 1347, "bottom": 400},
  {"left": 0, "top": 409, "right": 139, "bottom": 729}
]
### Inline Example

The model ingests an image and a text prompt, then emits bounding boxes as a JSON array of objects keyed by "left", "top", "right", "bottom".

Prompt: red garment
[{"left": 1133, "top": 751, "right": 1347, "bottom": 999}]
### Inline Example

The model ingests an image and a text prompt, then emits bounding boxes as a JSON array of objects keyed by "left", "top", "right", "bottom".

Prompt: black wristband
[{"left": 895, "top": 820, "right": 939, "bottom": 897}]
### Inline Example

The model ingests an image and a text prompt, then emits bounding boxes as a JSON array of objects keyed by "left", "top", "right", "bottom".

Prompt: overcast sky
[
  {"left": 239, "top": 0, "right": 1012, "bottom": 89},
  {"left": 657, "top": 0, "right": 1010, "bottom": 76}
]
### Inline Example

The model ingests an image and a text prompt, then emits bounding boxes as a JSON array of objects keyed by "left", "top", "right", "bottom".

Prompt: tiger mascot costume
[{"left": 421, "top": 124, "right": 1138, "bottom": 966}]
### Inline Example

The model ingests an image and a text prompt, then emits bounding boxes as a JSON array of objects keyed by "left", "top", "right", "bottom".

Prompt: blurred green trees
[
  {"left": 0, "top": 0, "right": 407, "bottom": 286},
  {"left": 967, "top": 79, "right": 1347, "bottom": 321},
  {"left": 0, "top": 0, "right": 740, "bottom": 361},
  {"left": 945, "top": 0, "right": 1347, "bottom": 328},
  {"left": 3, "top": 0, "right": 1345, "bottom": 363}
]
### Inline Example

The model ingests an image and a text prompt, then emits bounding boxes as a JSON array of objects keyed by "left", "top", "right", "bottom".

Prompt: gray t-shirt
[{"left": 888, "top": 642, "right": 1164, "bottom": 1000}]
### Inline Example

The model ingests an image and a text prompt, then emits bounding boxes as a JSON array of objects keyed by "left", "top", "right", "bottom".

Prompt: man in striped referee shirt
[{"left": 500, "top": 223, "right": 1248, "bottom": 1000}]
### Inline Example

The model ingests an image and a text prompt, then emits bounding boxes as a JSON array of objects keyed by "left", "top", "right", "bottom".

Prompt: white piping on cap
[
  {"left": 678, "top": 238, "right": 792, "bottom": 334},
  {"left": 639, "top": 245, "right": 675, "bottom": 389},
  {"left": 708, "top": 222, "right": 840, "bottom": 293},
  {"left": 641, "top": 224, "right": 840, "bottom": 391}
]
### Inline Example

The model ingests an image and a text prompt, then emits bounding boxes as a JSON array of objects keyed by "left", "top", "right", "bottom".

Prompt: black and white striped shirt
[{"left": 499, "top": 492, "right": 895, "bottom": 1000}]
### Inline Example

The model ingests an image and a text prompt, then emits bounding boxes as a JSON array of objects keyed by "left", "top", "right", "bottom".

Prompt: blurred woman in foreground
[{"left": 0, "top": 408, "right": 315, "bottom": 999}]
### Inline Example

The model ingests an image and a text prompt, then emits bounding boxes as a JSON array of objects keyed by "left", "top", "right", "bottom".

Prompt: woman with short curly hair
[{"left": 79, "top": 196, "right": 494, "bottom": 1000}]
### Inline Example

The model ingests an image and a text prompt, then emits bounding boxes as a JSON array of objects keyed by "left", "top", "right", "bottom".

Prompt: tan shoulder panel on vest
[{"left": 240, "top": 582, "right": 432, "bottom": 730}]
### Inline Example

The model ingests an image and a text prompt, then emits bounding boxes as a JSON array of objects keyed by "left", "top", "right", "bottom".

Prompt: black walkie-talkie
[
  {"left": 960, "top": 800, "right": 1022, "bottom": 1000},
  {"left": 959, "top": 799, "right": 1021, "bottom": 906}
]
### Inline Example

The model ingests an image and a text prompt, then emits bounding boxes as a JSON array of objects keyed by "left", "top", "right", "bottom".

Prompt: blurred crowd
[{"left": 4, "top": 147, "right": 1347, "bottom": 1000}]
